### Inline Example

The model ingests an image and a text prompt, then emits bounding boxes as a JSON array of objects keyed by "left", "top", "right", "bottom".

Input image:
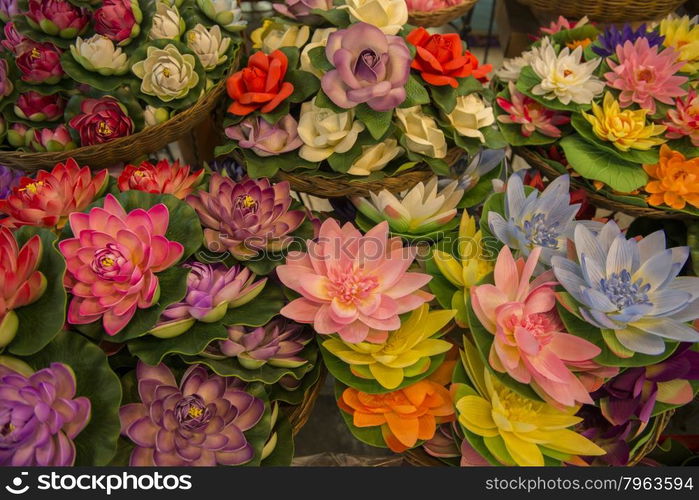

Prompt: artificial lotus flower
[
  {"left": 150, "top": 3, "right": 185, "bottom": 41},
  {"left": 664, "top": 89, "right": 699, "bottom": 147},
  {"left": 14, "top": 91, "right": 65, "bottom": 122},
  {"left": 338, "top": 378, "right": 455, "bottom": 452},
  {"left": 59, "top": 194, "right": 184, "bottom": 335},
  {"left": 0, "top": 166, "right": 22, "bottom": 199},
  {"left": 0, "top": 159, "right": 108, "bottom": 229},
  {"left": 68, "top": 97, "right": 134, "bottom": 146},
  {"left": 539, "top": 15, "right": 588, "bottom": 35},
  {"left": 444, "top": 94, "right": 496, "bottom": 143},
  {"left": 1, "top": 22, "right": 32, "bottom": 56},
  {"left": 273, "top": 0, "right": 333, "bottom": 23},
  {"left": 132, "top": 44, "right": 200, "bottom": 103},
  {"left": 6, "top": 123, "right": 32, "bottom": 149},
  {"left": 396, "top": 106, "right": 447, "bottom": 159},
  {"left": 643, "top": 145, "right": 699, "bottom": 210},
  {"left": 117, "top": 159, "right": 204, "bottom": 199},
  {"left": 186, "top": 24, "right": 231, "bottom": 71},
  {"left": 70, "top": 35, "right": 130, "bottom": 76},
  {"left": 351, "top": 177, "right": 463, "bottom": 237},
  {"left": 592, "top": 23, "right": 665, "bottom": 58},
  {"left": 496, "top": 82, "right": 570, "bottom": 138},
  {"left": 659, "top": 15, "right": 699, "bottom": 74},
  {"left": 0, "top": 0, "right": 18, "bottom": 22},
  {"left": 250, "top": 20, "right": 309, "bottom": 54},
  {"left": 143, "top": 105, "right": 170, "bottom": 127},
  {"left": 347, "top": 139, "right": 404, "bottom": 176},
  {"left": 225, "top": 115, "right": 302, "bottom": 157},
  {"left": 523, "top": 167, "right": 596, "bottom": 220},
  {"left": 583, "top": 92, "right": 666, "bottom": 152},
  {"left": 94, "top": 0, "right": 142, "bottom": 45},
  {"left": 151, "top": 263, "right": 267, "bottom": 338},
  {"left": 323, "top": 304, "right": 454, "bottom": 389},
  {"left": 0, "top": 362, "right": 91, "bottom": 466},
  {"left": 277, "top": 218, "right": 433, "bottom": 343},
  {"left": 16, "top": 43, "right": 64, "bottom": 85},
  {"left": 488, "top": 174, "right": 581, "bottom": 265},
  {"left": 551, "top": 220, "right": 699, "bottom": 356},
  {"left": 342, "top": 0, "right": 408, "bottom": 36},
  {"left": 297, "top": 98, "right": 365, "bottom": 162},
  {"left": 0, "top": 228, "right": 46, "bottom": 347},
  {"left": 576, "top": 404, "right": 645, "bottom": 466},
  {"left": 27, "top": 0, "right": 89, "bottom": 39},
  {"left": 186, "top": 175, "right": 305, "bottom": 259},
  {"left": 120, "top": 362, "right": 264, "bottom": 466},
  {"left": 495, "top": 38, "right": 553, "bottom": 82},
  {"left": 30, "top": 125, "right": 77, "bottom": 153},
  {"left": 196, "top": 0, "right": 247, "bottom": 32}
]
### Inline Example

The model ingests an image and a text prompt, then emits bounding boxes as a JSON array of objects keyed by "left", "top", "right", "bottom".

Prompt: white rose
[
  {"left": 395, "top": 106, "right": 447, "bottom": 159},
  {"left": 144, "top": 105, "right": 171, "bottom": 127},
  {"left": 445, "top": 94, "right": 495, "bottom": 142},
  {"left": 298, "top": 98, "right": 366, "bottom": 162},
  {"left": 260, "top": 23, "right": 310, "bottom": 53},
  {"left": 342, "top": 0, "right": 408, "bottom": 36},
  {"left": 348, "top": 138, "right": 404, "bottom": 176},
  {"left": 132, "top": 44, "right": 200, "bottom": 102},
  {"left": 299, "top": 27, "right": 337, "bottom": 78},
  {"left": 186, "top": 24, "right": 231, "bottom": 70},
  {"left": 70, "top": 35, "right": 129, "bottom": 76},
  {"left": 150, "top": 3, "right": 185, "bottom": 40}
]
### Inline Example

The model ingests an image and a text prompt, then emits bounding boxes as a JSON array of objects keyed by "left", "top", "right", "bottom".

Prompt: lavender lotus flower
[
  {"left": 0, "top": 0, "right": 18, "bottom": 22},
  {"left": 321, "top": 22, "right": 411, "bottom": 112},
  {"left": 225, "top": 114, "right": 302, "bottom": 157},
  {"left": 0, "top": 165, "right": 22, "bottom": 199},
  {"left": 593, "top": 24, "right": 665, "bottom": 58},
  {"left": 120, "top": 362, "right": 264, "bottom": 466},
  {"left": 151, "top": 262, "right": 267, "bottom": 338},
  {"left": 273, "top": 0, "right": 332, "bottom": 23},
  {"left": 552, "top": 221, "right": 699, "bottom": 356},
  {"left": 0, "top": 362, "right": 91, "bottom": 466}
]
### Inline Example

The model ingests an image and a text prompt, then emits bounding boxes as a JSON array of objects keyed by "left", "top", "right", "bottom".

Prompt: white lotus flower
[
  {"left": 395, "top": 106, "right": 447, "bottom": 159},
  {"left": 298, "top": 98, "right": 365, "bottom": 162},
  {"left": 132, "top": 44, "right": 200, "bottom": 102},
  {"left": 341, "top": 0, "right": 408, "bottom": 36},
  {"left": 196, "top": 0, "right": 247, "bottom": 32},
  {"left": 186, "top": 24, "right": 230, "bottom": 70},
  {"left": 150, "top": 3, "right": 185, "bottom": 40},
  {"left": 445, "top": 94, "right": 495, "bottom": 143},
  {"left": 70, "top": 35, "right": 129, "bottom": 76},
  {"left": 347, "top": 139, "right": 403, "bottom": 176}
]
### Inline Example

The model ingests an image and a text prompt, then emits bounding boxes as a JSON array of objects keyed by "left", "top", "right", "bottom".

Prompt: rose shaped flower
[
  {"left": 2, "top": 22, "right": 32, "bottom": 55},
  {"left": 0, "top": 0, "right": 19, "bottom": 22},
  {"left": 186, "top": 24, "right": 231, "bottom": 71},
  {"left": 94, "top": 0, "right": 142, "bottom": 45},
  {"left": 120, "top": 362, "right": 264, "bottom": 466},
  {"left": 0, "top": 166, "right": 22, "bottom": 199},
  {"left": 143, "top": 105, "right": 170, "bottom": 127},
  {"left": 0, "top": 362, "right": 91, "bottom": 466},
  {"left": 70, "top": 35, "right": 129, "bottom": 76},
  {"left": 226, "top": 50, "right": 294, "bottom": 116},
  {"left": 395, "top": 106, "right": 447, "bottom": 159},
  {"left": 150, "top": 3, "right": 185, "bottom": 41},
  {"left": 225, "top": 114, "right": 302, "bottom": 157},
  {"left": 347, "top": 138, "right": 403, "bottom": 176},
  {"left": 297, "top": 97, "right": 365, "bottom": 162},
  {"left": 186, "top": 175, "right": 305, "bottom": 259},
  {"left": 16, "top": 43, "right": 64, "bottom": 85},
  {"left": 300, "top": 27, "right": 337, "bottom": 78},
  {"left": 59, "top": 194, "right": 184, "bottom": 335},
  {"left": 132, "top": 44, "right": 200, "bottom": 103},
  {"left": 0, "top": 59, "right": 12, "bottom": 99},
  {"left": 342, "top": 0, "right": 408, "bottom": 36},
  {"left": 117, "top": 159, "right": 204, "bottom": 199},
  {"left": 251, "top": 20, "right": 309, "bottom": 54},
  {"left": 27, "top": 0, "right": 89, "bottom": 39},
  {"left": 445, "top": 93, "right": 495, "bottom": 143},
  {"left": 196, "top": 0, "right": 247, "bottom": 32},
  {"left": 6, "top": 123, "right": 32, "bottom": 148},
  {"left": 30, "top": 125, "right": 77, "bottom": 152},
  {"left": 322, "top": 23, "right": 411, "bottom": 112},
  {"left": 407, "top": 27, "right": 492, "bottom": 87},
  {"left": 274, "top": 0, "right": 332, "bottom": 23},
  {"left": 68, "top": 97, "right": 134, "bottom": 146},
  {"left": 14, "top": 91, "right": 65, "bottom": 122}
]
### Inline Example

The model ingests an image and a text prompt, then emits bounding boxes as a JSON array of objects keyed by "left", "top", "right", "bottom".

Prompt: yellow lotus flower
[
  {"left": 660, "top": 15, "right": 699, "bottom": 74},
  {"left": 322, "top": 304, "right": 455, "bottom": 389},
  {"left": 583, "top": 92, "right": 666, "bottom": 151}
]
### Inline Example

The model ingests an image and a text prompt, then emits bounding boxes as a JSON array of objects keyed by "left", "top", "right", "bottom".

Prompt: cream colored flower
[
  {"left": 297, "top": 98, "right": 365, "bottom": 162},
  {"left": 300, "top": 27, "right": 337, "bottom": 78},
  {"left": 196, "top": 0, "right": 247, "bottom": 32},
  {"left": 251, "top": 20, "right": 309, "bottom": 53},
  {"left": 186, "top": 24, "right": 230, "bottom": 70},
  {"left": 496, "top": 39, "right": 553, "bottom": 82},
  {"left": 70, "top": 35, "right": 129, "bottom": 76},
  {"left": 150, "top": 3, "right": 185, "bottom": 40},
  {"left": 132, "top": 44, "right": 200, "bottom": 102},
  {"left": 445, "top": 94, "right": 495, "bottom": 143},
  {"left": 144, "top": 105, "right": 171, "bottom": 127},
  {"left": 395, "top": 106, "right": 447, "bottom": 159},
  {"left": 341, "top": 0, "right": 408, "bottom": 36},
  {"left": 348, "top": 138, "right": 403, "bottom": 176}
]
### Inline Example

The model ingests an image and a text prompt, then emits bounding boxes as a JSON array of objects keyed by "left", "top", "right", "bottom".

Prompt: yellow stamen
[
  {"left": 241, "top": 195, "right": 256, "bottom": 208},
  {"left": 163, "top": 68, "right": 171, "bottom": 77},
  {"left": 188, "top": 406, "right": 203, "bottom": 418},
  {"left": 30, "top": 48, "right": 40, "bottom": 59},
  {"left": 97, "top": 121, "right": 112, "bottom": 136},
  {"left": 19, "top": 181, "right": 44, "bottom": 195},
  {"left": 100, "top": 257, "right": 115, "bottom": 267}
]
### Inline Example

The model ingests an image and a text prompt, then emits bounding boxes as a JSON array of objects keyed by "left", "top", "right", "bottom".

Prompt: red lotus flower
[
  {"left": 93, "top": 0, "right": 141, "bottom": 45},
  {"left": 226, "top": 50, "right": 294, "bottom": 116},
  {"left": 14, "top": 91, "right": 65, "bottom": 122},
  {"left": 16, "top": 43, "right": 64, "bottom": 85},
  {"left": 68, "top": 97, "right": 134, "bottom": 146},
  {"left": 27, "top": 0, "right": 89, "bottom": 39},
  {"left": 118, "top": 159, "right": 204, "bottom": 199}
]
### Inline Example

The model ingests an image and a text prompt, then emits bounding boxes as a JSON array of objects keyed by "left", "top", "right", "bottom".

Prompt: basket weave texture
[
  {"left": 285, "top": 368, "right": 326, "bottom": 436},
  {"left": 408, "top": 0, "right": 479, "bottom": 27},
  {"left": 516, "top": 0, "right": 684, "bottom": 22}
]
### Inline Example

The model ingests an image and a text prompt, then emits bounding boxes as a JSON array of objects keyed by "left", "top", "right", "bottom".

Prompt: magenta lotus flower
[
  {"left": 496, "top": 81, "right": 570, "bottom": 138},
  {"left": 16, "top": 43, "right": 64, "bottom": 85},
  {"left": 278, "top": 218, "right": 433, "bottom": 343},
  {"left": 605, "top": 38, "right": 687, "bottom": 114},
  {"left": 225, "top": 115, "right": 303, "bottom": 157},
  {"left": 68, "top": 97, "right": 134, "bottom": 146},
  {"left": 30, "top": 125, "right": 76, "bottom": 152},
  {"left": 59, "top": 194, "right": 184, "bottom": 336},
  {"left": 94, "top": 0, "right": 142, "bottom": 45},
  {"left": 0, "top": 362, "right": 91, "bottom": 466},
  {"left": 2, "top": 22, "right": 32, "bottom": 55},
  {"left": 14, "top": 91, "right": 65, "bottom": 122},
  {"left": 273, "top": 0, "right": 332, "bottom": 23},
  {"left": 186, "top": 175, "right": 305, "bottom": 260},
  {"left": 664, "top": 89, "right": 699, "bottom": 146},
  {"left": 151, "top": 263, "right": 267, "bottom": 338},
  {"left": 27, "top": 0, "right": 90, "bottom": 39},
  {"left": 321, "top": 22, "right": 411, "bottom": 112},
  {"left": 0, "top": 0, "right": 18, "bottom": 22},
  {"left": 119, "top": 362, "right": 264, "bottom": 466}
]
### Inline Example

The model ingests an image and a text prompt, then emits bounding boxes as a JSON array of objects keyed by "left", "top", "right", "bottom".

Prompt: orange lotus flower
[
  {"left": 643, "top": 145, "right": 699, "bottom": 210},
  {"left": 338, "top": 378, "right": 455, "bottom": 453}
]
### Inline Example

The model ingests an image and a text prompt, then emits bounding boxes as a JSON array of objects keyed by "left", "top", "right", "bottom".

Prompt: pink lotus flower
[
  {"left": 2, "top": 22, "right": 33, "bottom": 55},
  {"left": 496, "top": 82, "right": 570, "bottom": 138},
  {"left": 14, "top": 91, "right": 66, "bottom": 122},
  {"left": 605, "top": 38, "right": 687, "bottom": 114},
  {"left": 470, "top": 246, "right": 602, "bottom": 407},
  {"left": 30, "top": 125, "right": 76, "bottom": 152},
  {"left": 664, "top": 89, "right": 699, "bottom": 146},
  {"left": 59, "top": 194, "right": 184, "bottom": 335},
  {"left": 540, "top": 15, "right": 587, "bottom": 35},
  {"left": 277, "top": 219, "right": 433, "bottom": 344},
  {"left": 94, "top": 0, "right": 141, "bottom": 45},
  {"left": 27, "top": 0, "right": 90, "bottom": 39},
  {"left": 16, "top": 43, "right": 64, "bottom": 85}
]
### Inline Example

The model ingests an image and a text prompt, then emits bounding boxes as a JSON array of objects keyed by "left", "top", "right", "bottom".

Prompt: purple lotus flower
[
  {"left": 0, "top": 362, "right": 91, "bottom": 466},
  {"left": 322, "top": 22, "right": 411, "bottom": 112},
  {"left": 0, "top": 165, "right": 23, "bottom": 199},
  {"left": 577, "top": 405, "right": 644, "bottom": 466},
  {"left": 273, "top": 0, "right": 333, "bottom": 23},
  {"left": 119, "top": 362, "right": 265, "bottom": 466},
  {"left": 593, "top": 24, "right": 665, "bottom": 58},
  {"left": 16, "top": 43, "right": 64, "bottom": 85},
  {"left": 2, "top": 22, "right": 32, "bottom": 55},
  {"left": 0, "top": 0, "right": 18, "bottom": 23},
  {"left": 225, "top": 115, "right": 302, "bottom": 157}
]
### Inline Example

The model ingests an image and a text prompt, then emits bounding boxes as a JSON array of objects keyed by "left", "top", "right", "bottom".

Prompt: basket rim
[{"left": 285, "top": 366, "right": 327, "bottom": 436}]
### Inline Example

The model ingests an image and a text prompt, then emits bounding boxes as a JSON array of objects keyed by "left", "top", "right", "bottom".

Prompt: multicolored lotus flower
[
  {"left": 117, "top": 159, "right": 204, "bottom": 199},
  {"left": 14, "top": 91, "right": 65, "bottom": 123},
  {"left": 27, "top": 0, "right": 89, "bottom": 39},
  {"left": 659, "top": 15, "right": 699, "bottom": 74},
  {"left": 0, "top": 159, "right": 108, "bottom": 229},
  {"left": 120, "top": 362, "right": 264, "bottom": 466},
  {"left": 152, "top": 263, "right": 267, "bottom": 338},
  {"left": 226, "top": 50, "right": 294, "bottom": 116},
  {"left": 30, "top": 125, "right": 76, "bottom": 153},
  {"left": 664, "top": 89, "right": 699, "bottom": 147},
  {"left": 339, "top": 378, "right": 455, "bottom": 452},
  {"left": 68, "top": 97, "right": 134, "bottom": 146},
  {"left": 0, "top": 361, "right": 91, "bottom": 466},
  {"left": 0, "top": 228, "right": 46, "bottom": 347},
  {"left": 186, "top": 175, "right": 305, "bottom": 260},
  {"left": 225, "top": 115, "right": 303, "bottom": 157},
  {"left": 16, "top": 43, "right": 64, "bottom": 85},
  {"left": 551, "top": 220, "right": 699, "bottom": 356},
  {"left": 592, "top": 23, "right": 665, "bottom": 58},
  {"left": 644, "top": 145, "right": 699, "bottom": 210},
  {"left": 278, "top": 218, "right": 433, "bottom": 343},
  {"left": 94, "top": 0, "right": 142, "bottom": 45},
  {"left": 0, "top": 166, "right": 22, "bottom": 199},
  {"left": 59, "top": 194, "right": 184, "bottom": 335},
  {"left": 497, "top": 82, "right": 570, "bottom": 138}
]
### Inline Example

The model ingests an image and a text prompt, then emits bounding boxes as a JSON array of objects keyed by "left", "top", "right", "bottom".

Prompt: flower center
[
  {"left": 30, "top": 47, "right": 40, "bottom": 59},
  {"left": 1, "top": 422, "right": 15, "bottom": 437},
  {"left": 563, "top": 69, "right": 574, "bottom": 77},
  {"left": 91, "top": 245, "right": 124, "bottom": 278},
  {"left": 175, "top": 395, "right": 211, "bottom": 430},
  {"left": 163, "top": 68, "right": 171, "bottom": 77},
  {"left": 600, "top": 270, "right": 651, "bottom": 310},
  {"left": 234, "top": 194, "right": 258, "bottom": 213},
  {"left": 522, "top": 213, "right": 560, "bottom": 249},
  {"left": 134, "top": 169, "right": 148, "bottom": 178},
  {"left": 636, "top": 67, "right": 654, "bottom": 83},
  {"left": 328, "top": 272, "right": 379, "bottom": 304},
  {"left": 19, "top": 181, "right": 44, "bottom": 195},
  {"left": 97, "top": 121, "right": 112, "bottom": 136}
]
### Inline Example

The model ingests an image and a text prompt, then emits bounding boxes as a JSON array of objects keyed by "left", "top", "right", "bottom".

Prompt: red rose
[
  {"left": 406, "top": 27, "right": 492, "bottom": 88},
  {"left": 226, "top": 50, "right": 294, "bottom": 116}
]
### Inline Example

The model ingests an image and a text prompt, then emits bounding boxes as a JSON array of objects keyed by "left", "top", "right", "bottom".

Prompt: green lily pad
[
  {"left": 241, "top": 381, "right": 274, "bottom": 467},
  {"left": 459, "top": 161, "right": 503, "bottom": 208},
  {"left": 267, "top": 360, "right": 322, "bottom": 405},
  {"left": 60, "top": 51, "right": 135, "bottom": 92},
  {"left": 430, "top": 76, "right": 484, "bottom": 114},
  {"left": 261, "top": 413, "right": 294, "bottom": 466},
  {"left": 222, "top": 285, "right": 285, "bottom": 326}
]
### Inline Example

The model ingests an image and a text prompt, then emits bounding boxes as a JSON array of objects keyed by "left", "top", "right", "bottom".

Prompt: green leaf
[
  {"left": 430, "top": 76, "right": 485, "bottom": 114},
  {"left": 242, "top": 148, "right": 282, "bottom": 178},
  {"left": 550, "top": 24, "right": 600, "bottom": 47},
  {"left": 259, "top": 100, "right": 290, "bottom": 125},
  {"left": 310, "top": 7, "right": 350, "bottom": 27},
  {"left": 261, "top": 414, "right": 294, "bottom": 466},
  {"left": 313, "top": 88, "right": 345, "bottom": 113},
  {"left": 278, "top": 46, "right": 300, "bottom": 70},
  {"left": 459, "top": 161, "right": 503, "bottom": 208},
  {"left": 327, "top": 143, "right": 362, "bottom": 173},
  {"left": 401, "top": 75, "right": 430, "bottom": 108},
  {"left": 286, "top": 70, "right": 320, "bottom": 103},
  {"left": 356, "top": 103, "right": 393, "bottom": 140},
  {"left": 60, "top": 52, "right": 133, "bottom": 92},
  {"left": 308, "top": 45, "right": 333, "bottom": 72},
  {"left": 267, "top": 360, "right": 322, "bottom": 404},
  {"left": 223, "top": 285, "right": 285, "bottom": 326},
  {"left": 240, "top": 382, "right": 274, "bottom": 466}
]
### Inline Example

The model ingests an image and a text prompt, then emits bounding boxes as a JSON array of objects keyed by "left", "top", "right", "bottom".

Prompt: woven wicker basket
[
  {"left": 408, "top": 0, "right": 479, "bottom": 27},
  {"left": 517, "top": 0, "right": 684, "bottom": 22},
  {"left": 285, "top": 367, "right": 326, "bottom": 436}
]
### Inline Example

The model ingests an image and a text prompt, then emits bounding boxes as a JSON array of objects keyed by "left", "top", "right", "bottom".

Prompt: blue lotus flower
[
  {"left": 593, "top": 24, "right": 665, "bottom": 58},
  {"left": 551, "top": 221, "right": 699, "bottom": 356}
]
